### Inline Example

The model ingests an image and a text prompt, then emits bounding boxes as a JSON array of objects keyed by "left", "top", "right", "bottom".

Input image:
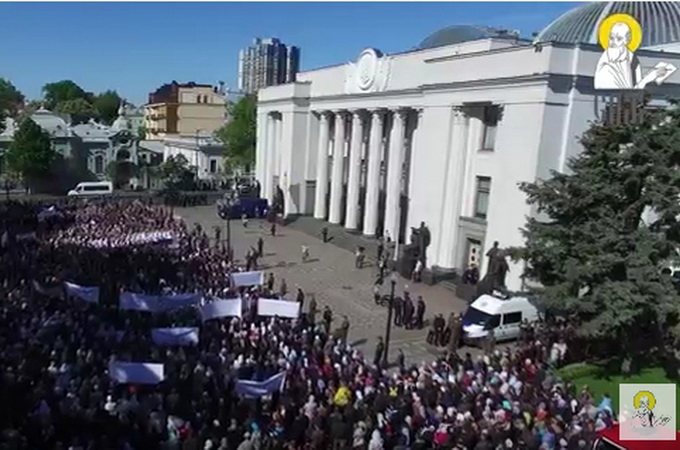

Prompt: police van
[{"left": 462, "top": 292, "right": 539, "bottom": 344}]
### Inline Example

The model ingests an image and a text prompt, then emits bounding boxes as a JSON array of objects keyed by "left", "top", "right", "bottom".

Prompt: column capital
[
  {"left": 348, "top": 108, "right": 367, "bottom": 116},
  {"left": 452, "top": 106, "right": 467, "bottom": 120},
  {"left": 315, "top": 110, "right": 332, "bottom": 119},
  {"left": 392, "top": 107, "right": 410, "bottom": 119}
]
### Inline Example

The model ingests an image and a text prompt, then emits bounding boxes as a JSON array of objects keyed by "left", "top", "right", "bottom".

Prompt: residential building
[
  {"left": 238, "top": 38, "right": 300, "bottom": 94},
  {"left": 122, "top": 103, "right": 145, "bottom": 137},
  {"left": 0, "top": 105, "right": 143, "bottom": 189},
  {"left": 161, "top": 134, "right": 227, "bottom": 182},
  {"left": 255, "top": 1, "right": 680, "bottom": 292},
  {"left": 144, "top": 81, "right": 227, "bottom": 140}
]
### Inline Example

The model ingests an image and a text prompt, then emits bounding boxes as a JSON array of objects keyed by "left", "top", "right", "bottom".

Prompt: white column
[
  {"left": 345, "top": 110, "right": 364, "bottom": 230},
  {"left": 263, "top": 114, "right": 274, "bottom": 202},
  {"left": 363, "top": 109, "right": 385, "bottom": 236},
  {"left": 438, "top": 107, "right": 470, "bottom": 268},
  {"left": 313, "top": 112, "right": 331, "bottom": 219},
  {"left": 384, "top": 109, "right": 408, "bottom": 242},
  {"left": 267, "top": 115, "right": 278, "bottom": 200},
  {"left": 460, "top": 113, "right": 484, "bottom": 218},
  {"left": 328, "top": 111, "right": 346, "bottom": 224}
]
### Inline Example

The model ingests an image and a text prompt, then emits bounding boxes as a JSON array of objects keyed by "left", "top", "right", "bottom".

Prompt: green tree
[
  {"left": 42, "top": 80, "right": 88, "bottom": 110},
  {"left": 54, "top": 98, "right": 97, "bottom": 124},
  {"left": 5, "top": 118, "right": 55, "bottom": 190},
  {"left": 512, "top": 102, "right": 680, "bottom": 367},
  {"left": 216, "top": 95, "right": 256, "bottom": 172},
  {"left": 106, "top": 160, "right": 138, "bottom": 189},
  {"left": 94, "top": 90, "right": 122, "bottom": 125},
  {"left": 0, "top": 78, "right": 25, "bottom": 125},
  {"left": 158, "top": 154, "right": 195, "bottom": 190}
]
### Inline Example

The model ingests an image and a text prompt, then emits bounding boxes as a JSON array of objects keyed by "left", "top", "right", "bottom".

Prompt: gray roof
[
  {"left": 417, "top": 26, "right": 520, "bottom": 50},
  {"left": 138, "top": 140, "right": 164, "bottom": 154},
  {"left": 71, "top": 122, "right": 113, "bottom": 140},
  {"left": 31, "top": 108, "right": 71, "bottom": 137},
  {"left": 536, "top": 2, "right": 680, "bottom": 48}
]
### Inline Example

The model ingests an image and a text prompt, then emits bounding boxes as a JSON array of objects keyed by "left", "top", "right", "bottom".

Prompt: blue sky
[{"left": 0, "top": 2, "right": 580, "bottom": 105}]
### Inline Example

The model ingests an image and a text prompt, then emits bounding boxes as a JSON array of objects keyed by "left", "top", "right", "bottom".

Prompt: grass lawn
[{"left": 559, "top": 364, "right": 680, "bottom": 429}]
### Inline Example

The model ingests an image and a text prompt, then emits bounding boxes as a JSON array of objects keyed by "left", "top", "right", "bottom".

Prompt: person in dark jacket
[{"left": 415, "top": 296, "right": 426, "bottom": 329}]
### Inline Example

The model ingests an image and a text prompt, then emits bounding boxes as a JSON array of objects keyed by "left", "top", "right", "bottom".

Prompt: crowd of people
[{"left": 0, "top": 200, "right": 616, "bottom": 450}]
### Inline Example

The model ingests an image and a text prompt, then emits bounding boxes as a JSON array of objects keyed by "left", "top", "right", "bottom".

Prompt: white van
[
  {"left": 67, "top": 181, "right": 113, "bottom": 197},
  {"left": 462, "top": 293, "right": 539, "bottom": 343}
]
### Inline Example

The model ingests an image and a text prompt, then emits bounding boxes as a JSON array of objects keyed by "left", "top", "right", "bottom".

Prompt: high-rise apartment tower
[{"left": 238, "top": 38, "right": 300, "bottom": 95}]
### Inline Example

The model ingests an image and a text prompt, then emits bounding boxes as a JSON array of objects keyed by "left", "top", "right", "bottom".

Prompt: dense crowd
[{"left": 0, "top": 200, "right": 616, "bottom": 450}]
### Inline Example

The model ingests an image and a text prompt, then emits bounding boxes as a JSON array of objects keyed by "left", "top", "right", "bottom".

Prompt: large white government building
[{"left": 255, "top": 2, "right": 680, "bottom": 291}]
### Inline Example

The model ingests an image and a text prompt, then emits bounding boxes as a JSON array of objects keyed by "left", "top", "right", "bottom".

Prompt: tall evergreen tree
[{"left": 513, "top": 101, "right": 680, "bottom": 364}]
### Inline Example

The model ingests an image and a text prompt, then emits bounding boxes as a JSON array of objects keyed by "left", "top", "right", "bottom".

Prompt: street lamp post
[
  {"left": 217, "top": 193, "right": 235, "bottom": 259},
  {"left": 383, "top": 271, "right": 398, "bottom": 366}
]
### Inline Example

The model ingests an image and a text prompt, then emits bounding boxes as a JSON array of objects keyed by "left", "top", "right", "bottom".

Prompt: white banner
[
  {"left": 108, "top": 361, "right": 165, "bottom": 384},
  {"left": 151, "top": 328, "right": 199, "bottom": 346},
  {"left": 231, "top": 271, "right": 264, "bottom": 287},
  {"left": 200, "top": 298, "right": 243, "bottom": 321},
  {"left": 257, "top": 298, "right": 300, "bottom": 319}
]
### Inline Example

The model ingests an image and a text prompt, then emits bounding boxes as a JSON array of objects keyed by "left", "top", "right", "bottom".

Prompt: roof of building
[
  {"left": 417, "top": 25, "right": 521, "bottom": 50},
  {"left": 138, "top": 140, "right": 165, "bottom": 154},
  {"left": 31, "top": 107, "right": 71, "bottom": 137},
  {"left": 71, "top": 121, "right": 113, "bottom": 140},
  {"left": 536, "top": 1, "right": 680, "bottom": 48}
]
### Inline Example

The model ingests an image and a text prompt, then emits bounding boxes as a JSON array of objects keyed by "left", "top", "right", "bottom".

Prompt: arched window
[{"left": 94, "top": 154, "right": 104, "bottom": 174}]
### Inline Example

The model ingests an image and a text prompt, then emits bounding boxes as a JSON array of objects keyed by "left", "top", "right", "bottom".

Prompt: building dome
[
  {"left": 31, "top": 107, "right": 70, "bottom": 137},
  {"left": 111, "top": 102, "right": 130, "bottom": 132},
  {"left": 417, "top": 25, "right": 520, "bottom": 50},
  {"left": 536, "top": 2, "right": 680, "bottom": 48}
]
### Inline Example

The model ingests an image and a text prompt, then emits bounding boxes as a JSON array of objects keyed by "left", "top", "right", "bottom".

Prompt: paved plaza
[{"left": 177, "top": 206, "right": 477, "bottom": 364}]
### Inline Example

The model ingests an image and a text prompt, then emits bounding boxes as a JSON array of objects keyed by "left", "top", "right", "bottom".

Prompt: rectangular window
[
  {"left": 209, "top": 159, "right": 217, "bottom": 173},
  {"left": 502, "top": 311, "right": 522, "bottom": 325},
  {"left": 474, "top": 176, "right": 491, "bottom": 220},
  {"left": 481, "top": 105, "right": 499, "bottom": 151}
]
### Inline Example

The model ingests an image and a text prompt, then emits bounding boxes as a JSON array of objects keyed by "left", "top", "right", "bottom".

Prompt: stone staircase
[{"left": 285, "top": 216, "right": 382, "bottom": 264}]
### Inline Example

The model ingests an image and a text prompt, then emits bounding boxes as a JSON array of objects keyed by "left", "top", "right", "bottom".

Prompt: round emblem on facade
[{"left": 356, "top": 48, "right": 379, "bottom": 91}]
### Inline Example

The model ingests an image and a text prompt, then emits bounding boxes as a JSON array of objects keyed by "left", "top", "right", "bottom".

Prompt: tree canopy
[
  {"left": 5, "top": 118, "right": 55, "bottom": 187},
  {"left": 0, "top": 78, "right": 25, "bottom": 117},
  {"left": 42, "top": 80, "right": 88, "bottom": 111},
  {"left": 158, "top": 154, "right": 195, "bottom": 190},
  {"left": 93, "top": 90, "right": 122, "bottom": 125},
  {"left": 42, "top": 80, "right": 123, "bottom": 125},
  {"left": 54, "top": 98, "right": 98, "bottom": 125},
  {"left": 512, "top": 102, "right": 680, "bottom": 364},
  {"left": 216, "top": 95, "right": 256, "bottom": 172}
]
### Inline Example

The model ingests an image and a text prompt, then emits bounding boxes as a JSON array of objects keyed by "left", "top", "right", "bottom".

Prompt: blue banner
[
  {"left": 119, "top": 292, "right": 200, "bottom": 313},
  {"left": 64, "top": 282, "right": 100, "bottom": 304},
  {"left": 151, "top": 327, "right": 199, "bottom": 346},
  {"left": 235, "top": 372, "right": 286, "bottom": 399}
]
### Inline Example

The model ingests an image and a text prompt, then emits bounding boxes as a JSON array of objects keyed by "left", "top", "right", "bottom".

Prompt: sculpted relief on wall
[{"left": 344, "top": 48, "right": 392, "bottom": 95}]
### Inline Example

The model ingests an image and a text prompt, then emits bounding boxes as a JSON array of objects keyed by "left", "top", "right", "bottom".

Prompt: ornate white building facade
[{"left": 256, "top": 2, "right": 680, "bottom": 290}]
